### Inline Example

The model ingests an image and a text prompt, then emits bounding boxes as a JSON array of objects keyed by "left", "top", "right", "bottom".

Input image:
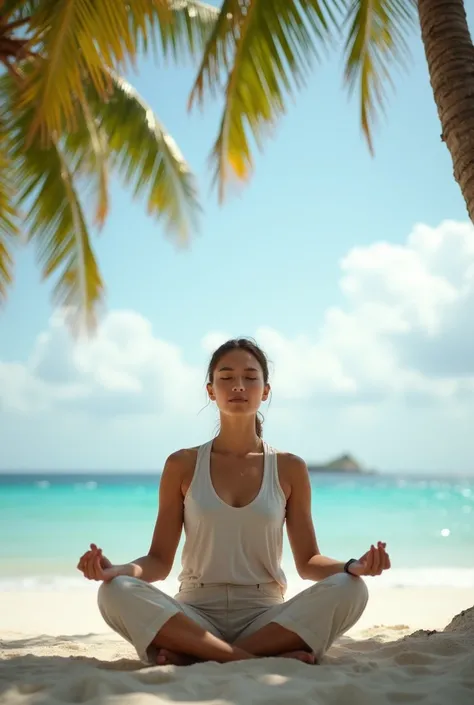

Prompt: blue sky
[{"left": 2, "top": 6, "right": 474, "bottom": 473}]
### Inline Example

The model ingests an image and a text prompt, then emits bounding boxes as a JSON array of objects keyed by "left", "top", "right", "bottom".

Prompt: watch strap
[{"left": 343, "top": 558, "right": 358, "bottom": 575}]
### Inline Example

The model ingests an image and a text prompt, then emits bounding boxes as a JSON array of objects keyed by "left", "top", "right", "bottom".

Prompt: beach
[
  {"left": 1, "top": 584, "right": 474, "bottom": 705},
  {"left": 1, "top": 471, "right": 473, "bottom": 703}
]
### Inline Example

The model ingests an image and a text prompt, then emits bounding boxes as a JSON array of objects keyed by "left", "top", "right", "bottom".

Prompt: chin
[{"left": 223, "top": 403, "right": 256, "bottom": 416}]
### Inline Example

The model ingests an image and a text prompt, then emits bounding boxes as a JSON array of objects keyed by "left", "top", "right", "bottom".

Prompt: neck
[{"left": 213, "top": 416, "right": 262, "bottom": 456}]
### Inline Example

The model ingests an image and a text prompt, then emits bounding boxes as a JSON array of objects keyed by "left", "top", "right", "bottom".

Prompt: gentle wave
[
  {"left": 73, "top": 481, "right": 98, "bottom": 490},
  {"left": 1, "top": 568, "right": 473, "bottom": 593}
]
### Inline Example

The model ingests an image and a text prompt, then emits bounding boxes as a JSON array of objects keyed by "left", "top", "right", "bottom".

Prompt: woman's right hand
[{"left": 77, "top": 543, "right": 123, "bottom": 582}]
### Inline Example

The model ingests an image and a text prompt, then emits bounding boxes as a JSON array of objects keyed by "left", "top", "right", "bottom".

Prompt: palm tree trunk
[{"left": 418, "top": 0, "right": 474, "bottom": 223}]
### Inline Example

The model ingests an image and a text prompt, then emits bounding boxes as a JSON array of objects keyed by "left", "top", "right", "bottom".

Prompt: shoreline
[{"left": 2, "top": 566, "right": 474, "bottom": 592}]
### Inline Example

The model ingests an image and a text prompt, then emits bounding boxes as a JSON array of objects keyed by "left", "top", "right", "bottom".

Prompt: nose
[{"left": 232, "top": 378, "right": 245, "bottom": 392}]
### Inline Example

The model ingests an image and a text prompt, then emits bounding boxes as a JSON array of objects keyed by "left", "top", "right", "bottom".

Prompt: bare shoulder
[
  {"left": 165, "top": 447, "right": 199, "bottom": 472},
  {"left": 275, "top": 451, "right": 309, "bottom": 499},
  {"left": 276, "top": 451, "right": 308, "bottom": 474},
  {"left": 162, "top": 447, "right": 199, "bottom": 496}
]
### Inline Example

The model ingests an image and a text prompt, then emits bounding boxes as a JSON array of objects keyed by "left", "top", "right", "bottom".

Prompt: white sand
[{"left": 1, "top": 586, "right": 474, "bottom": 705}]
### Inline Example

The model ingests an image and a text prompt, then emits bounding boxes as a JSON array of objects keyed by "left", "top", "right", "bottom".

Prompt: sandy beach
[{"left": 1, "top": 585, "right": 473, "bottom": 705}]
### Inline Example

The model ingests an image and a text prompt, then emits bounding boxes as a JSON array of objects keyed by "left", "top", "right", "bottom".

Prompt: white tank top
[{"left": 178, "top": 439, "right": 287, "bottom": 590}]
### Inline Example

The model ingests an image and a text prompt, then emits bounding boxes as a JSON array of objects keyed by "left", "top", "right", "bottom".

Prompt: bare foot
[
  {"left": 280, "top": 650, "right": 316, "bottom": 664},
  {"left": 156, "top": 648, "right": 195, "bottom": 666}
]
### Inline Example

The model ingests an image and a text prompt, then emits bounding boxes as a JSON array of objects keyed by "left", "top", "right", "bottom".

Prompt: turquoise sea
[{"left": 1, "top": 472, "right": 473, "bottom": 592}]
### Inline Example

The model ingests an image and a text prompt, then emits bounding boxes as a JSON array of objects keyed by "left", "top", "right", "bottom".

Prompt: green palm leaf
[
  {"left": 19, "top": 0, "right": 165, "bottom": 140},
  {"left": 5, "top": 79, "right": 105, "bottom": 331},
  {"left": 1, "top": 51, "right": 199, "bottom": 326},
  {"left": 134, "top": 0, "right": 219, "bottom": 61},
  {"left": 0, "top": 78, "right": 19, "bottom": 303},
  {"left": 189, "top": 0, "right": 338, "bottom": 201},
  {"left": 342, "top": 0, "right": 417, "bottom": 152},
  {"left": 19, "top": 0, "right": 218, "bottom": 143},
  {"left": 22, "top": 138, "right": 104, "bottom": 332},
  {"left": 87, "top": 71, "right": 200, "bottom": 243},
  {"left": 64, "top": 95, "right": 110, "bottom": 229},
  {"left": 0, "top": 144, "right": 19, "bottom": 303},
  {"left": 1, "top": 0, "right": 38, "bottom": 21}
]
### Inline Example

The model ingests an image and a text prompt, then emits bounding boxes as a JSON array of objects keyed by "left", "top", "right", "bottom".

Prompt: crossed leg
[{"left": 98, "top": 573, "right": 368, "bottom": 666}]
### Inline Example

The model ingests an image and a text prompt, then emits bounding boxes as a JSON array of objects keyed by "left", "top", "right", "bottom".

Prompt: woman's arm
[
  {"left": 283, "top": 454, "right": 346, "bottom": 581},
  {"left": 121, "top": 451, "right": 186, "bottom": 582},
  {"left": 77, "top": 451, "right": 188, "bottom": 583},
  {"left": 283, "top": 454, "right": 390, "bottom": 581}
]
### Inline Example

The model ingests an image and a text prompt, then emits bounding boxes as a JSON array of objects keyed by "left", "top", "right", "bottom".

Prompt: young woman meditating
[{"left": 77, "top": 338, "right": 390, "bottom": 666}]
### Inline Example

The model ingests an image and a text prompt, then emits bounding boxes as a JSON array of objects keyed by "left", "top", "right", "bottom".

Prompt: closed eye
[{"left": 219, "top": 375, "right": 258, "bottom": 380}]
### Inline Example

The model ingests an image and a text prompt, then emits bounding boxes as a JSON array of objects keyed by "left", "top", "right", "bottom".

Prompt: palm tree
[
  {"left": 0, "top": 0, "right": 217, "bottom": 329},
  {"left": 418, "top": 0, "right": 474, "bottom": 223},
  {"left": 189, "top": 0, "right": 474, "bottom": 222}
]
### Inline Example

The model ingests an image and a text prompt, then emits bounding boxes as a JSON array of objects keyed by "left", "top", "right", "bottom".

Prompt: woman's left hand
[{"left": 348, "top": 541, "right": 391, "bottom": 577}]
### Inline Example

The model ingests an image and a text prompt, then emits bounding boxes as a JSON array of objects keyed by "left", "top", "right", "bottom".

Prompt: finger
[
  {"left": 96, "top": 548, "right": 110, "bottom": 570},
  {"left": 92, "top": 553, "right": 103, "bottom": 580},
  {"left": 88, "top": 545, "right": 99, "bottom": 563},
  {"left": 86, "top": 553, "right": 99, "bottom": 580},
  {"left": 92, "top": 550, "right": 103, "bottom": 580},
  {"left": 84, "top": 551, "right": 98, "bottom": 579},
  {"left": 377, "top": 543, "right": 390, "bottom": 572},
  {"left": 379, "top": 545, "right": 388, "bottom": 571},
  {"left": 371, "top": 545, "right": 381, "bottom": 574},
  {"left": 371, "top": 546, "right": 381, "bottom": 575},
  {"left": 78, "top": 550, "right": 92, "bottom": 572},
  {"left": 364, "top": 547, "right": 374, "bottom": 574}
]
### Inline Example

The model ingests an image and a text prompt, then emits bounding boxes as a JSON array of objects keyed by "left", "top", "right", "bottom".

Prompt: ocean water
[{"left": 1, "top": 472, "right": 473, "bottom": 593}]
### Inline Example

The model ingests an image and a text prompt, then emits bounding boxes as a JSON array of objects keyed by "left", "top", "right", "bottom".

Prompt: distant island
[{"left": 307, "top": 453, "right": 375, "bottom": 474}]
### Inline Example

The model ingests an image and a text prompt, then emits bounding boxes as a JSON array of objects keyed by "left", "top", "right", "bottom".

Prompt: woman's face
[{"left": 207, "top": 349, "right": 270, "bottom": 418}]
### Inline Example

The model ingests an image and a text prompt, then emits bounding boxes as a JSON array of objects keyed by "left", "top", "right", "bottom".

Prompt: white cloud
[
  {"left": 1, "top": 310, "right": 204, "bottom": 418},
  {"left": 1, "top": 220, "right": 474, "bottom": 421},
  {"left": 256, "top": 219, "right": 474, "bottom": 405}
]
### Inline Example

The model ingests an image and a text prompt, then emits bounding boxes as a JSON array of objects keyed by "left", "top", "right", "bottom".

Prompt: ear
[
  {"left": 206, "top": 382, "right": 216, "bottom": 401},
  {"left": 262, "top": 384, "right": 271, "bottom": 402}
]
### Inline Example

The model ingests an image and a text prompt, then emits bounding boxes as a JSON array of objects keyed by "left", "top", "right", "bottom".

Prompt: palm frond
[
  {"left": 0, "top": 81, "right": 19, "bottom": 302},
  {"left": 342, "top": 0, "right": 417, "bottom": 152},
  {"left": 1, "top": 0, "right": 38, "bottom": 21},
  {"left": 24, "top": 139, "right": 104, "bottom": 332},
  {"left": 189, "top": 0, "right": 338, "bottom": 201},
  {"left": 5, "top": 76, "right": 105, "bottom": 331},
  {"left": 19, "top": 0, "right": 169, "bottom": 141},
  {"left": 0, "top": 146, "right": 19, "bottom": 303},
  {"left": 65, "top": 95, "right": 110, "bottom": 228},
  {"left": 134, "top": 0, "right": 219, "bottom": 62},
  {"left": 87, "top": 71, "right": 200, "bottom": 244}
]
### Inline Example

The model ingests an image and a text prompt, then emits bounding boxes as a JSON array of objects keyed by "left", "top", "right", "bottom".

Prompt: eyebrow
[{"left": 218, "top": 366, "right": 259, "bottom": 372}]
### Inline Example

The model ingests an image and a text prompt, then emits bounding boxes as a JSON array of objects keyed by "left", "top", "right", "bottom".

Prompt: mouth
[{"left": 229, "top": 398, "right": 248, "bottom": 403}]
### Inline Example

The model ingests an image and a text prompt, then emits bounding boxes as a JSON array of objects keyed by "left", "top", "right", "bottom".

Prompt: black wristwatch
[{"left": 344, "top": 558, "right": 358, "bottom": 575}]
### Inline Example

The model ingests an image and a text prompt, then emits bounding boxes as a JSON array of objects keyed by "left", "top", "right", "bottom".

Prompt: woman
[{"left": 77, "top": 338, "right": 390, "bottom": 667}]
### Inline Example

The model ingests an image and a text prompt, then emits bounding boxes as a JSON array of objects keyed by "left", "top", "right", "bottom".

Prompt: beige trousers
[{"left": 98, "top": 573, "right": 368, "bottom": 664}]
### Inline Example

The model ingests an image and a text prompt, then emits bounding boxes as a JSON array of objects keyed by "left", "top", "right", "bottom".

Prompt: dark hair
[{"left": 207, "top": 338, "right": 270, "bottom": 438}]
